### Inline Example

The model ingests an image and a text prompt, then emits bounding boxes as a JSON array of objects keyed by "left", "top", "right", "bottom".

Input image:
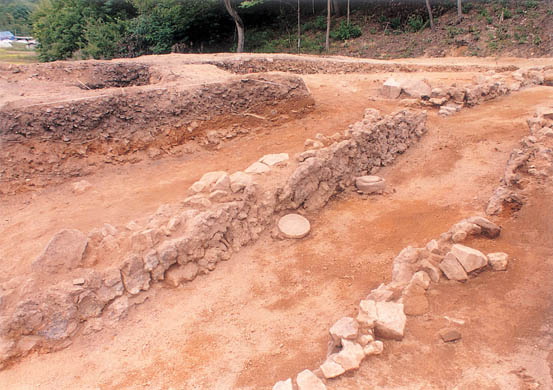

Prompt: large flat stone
[
  {"left": 32, "top": 229, "right": 88, "bottom": 274},
  {"left": 439, "top": 252, "right": 468, "bottom": 281},
  {"left": 296, "top": 369, "right": 326, "bottom": 390},
  {"left": 450, "top": 244, "right": 488, "bottom": 273},
  {"left": 374, "top": 301, "right": 406, "bottom": 340},
  {"left": 329, "top": 317, "right": 359, "bottom": 343},
  {"left": 278, "top": 213, "right": 311, "bottom": 239}
]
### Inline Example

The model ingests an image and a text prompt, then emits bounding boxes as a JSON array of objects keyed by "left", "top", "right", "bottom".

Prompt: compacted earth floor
[{"left": 0, "top": 55, "right": 552, "bottom": 389}]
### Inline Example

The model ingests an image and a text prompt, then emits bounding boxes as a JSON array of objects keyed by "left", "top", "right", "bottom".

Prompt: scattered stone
[
  {"left": 182, "top": 195, "right": 212, "bottom": 208},
  {"left": 355, "top": 175, "right": 386, "bottom": 194},
  {"left": 72, "top": 278, "right": 85, "bottom": 285},
  {"left": 72, "top": 180, "right": 92, "bottom": 194},
  {"left": 467, "top": 216, "right": 501, "bottom": 238},
  {"left": 273, "top": 378, "right": 293, "bottom": 390},
  {"left": 329, "top": 317, "right": 359, "bottom": 343},
  {"left": 488, "top": 252, "right": 509, "bottom": 271},
  {"left": 245, "top": 161, "right": 270, "bottom": 174},
  {"left": 32, "top": 229, "right": 88, "bottom": 274},
  {"left": 402, "top": 281, "right": 429, "bottom": 316},
  {"left": 209, "top": 190, "right": 229, "bottom": 202},
  {"left": 259, "top": 153, "right": 289, "bottom": 167},
  {"left": 212, "top": 173, "right": 230, "bottom": 192},
  {"left": 402, "top": 79, "right": 432, "bottom": 99},
  {"left": 296, "top": 369, "right": 326, "bottom": 390},
  {"left": 426, "top": 239, "right": 441, "bottom": 254},
  {"left": 419, "top": 259, "right": 441, "bottom": 283},
  {"left": 357, "top": 333, "right": 374, "bottom": 346},
  {"left": 439, "top": 252, "right": 468, "bottom": 281},
  {"left": 229, "top": 171, "right": 253, "bottom": 193},
  {"left": 439, "top": 104, "right": 461, "bottom": 116},
  {"left": 164, "top": 263, "right": 199, "bottom": 287},
  {"left": 190, "top": 171, "right": 227, "bottom": 193},
  {"left": 357, "top": 300, "right": 378, "bottom": 328},
  {"left": 381, "top": 78, "right": 402, "bottom": 99},
  {"left": 374, "top": 301, "right": 407, "bottom": 340},
  {"left": 120, "top": 254, "right": 151, "bottom": 295},
  {"left": 363, "top": 340, "right": 384, "bottom": 356},
  {"left": 278, "top": 214, "right": 311, "bottom": 239},
  {"left": 332, "top": 339, "right": 365, "bottom": 371},
  {"left": 450, "top": 244, "right": 488, "bottom": 273},
  {"left": 439, "top": 328, "right": 462, "bottom": 343},
  {"left": 320, "top": 359, "right": 345, "bottom": 379}
]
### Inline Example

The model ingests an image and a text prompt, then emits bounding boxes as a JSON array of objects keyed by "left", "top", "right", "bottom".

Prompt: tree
[
  {"left": 425, "top": 0, "right": 434, "bottom": 30},
  {"left": 297, "top": 0, "right": 300, "bottom": 52},
  {"left": 457, "top": 0, "right": 463, "bottom": 18},
  {"left": 332, "top": 0, "right": 340, "bottom": 17},
  {"left": 346, "top": 0, "right": 350, "bottom": 25},
  {"left": 223, "top": 0, "right": 244, "bottom": 52},
  {"left": 325, "top": 0, "right": 330, "bottom": 52}
]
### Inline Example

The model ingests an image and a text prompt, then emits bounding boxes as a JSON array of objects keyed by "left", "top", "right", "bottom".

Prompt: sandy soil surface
[{"left": 0, "top": 55, "right": 552, "bottom": 389}]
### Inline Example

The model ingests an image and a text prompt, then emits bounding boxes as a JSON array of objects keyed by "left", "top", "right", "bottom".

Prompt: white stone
[
  {"left": 332, "top": 339, "right": 365, "bottom": 371},
  {"left": 439, "top": 252, "right": 468, "bottom": 281},
  {"left": 212, "top": 173, "right": 230, "bottom": 191},
  {"left": 357, "top": 333, "right": 374, "bottom": 346},
  {"left": 488, "top": 252, "right": 508, "bottom": 271},
  {"left": 419, "top": 259, "right": 441, "bottom": 283},
  {"left": 296, "top": 369, "right": 326, "bottom": 390},
  {"left": 355, "top": 176, "right": 385, "bottom": 194},
  {"left": 72, "top": 180, "right": 92, "bottom": 194},
  {"left": 375, "top": 301, "right": 406, "bottom": 340},
  {"left": 357, "top": 300, "right": 378, "bottom": 328},
  {"left": 191, "top": 171, "right": 227, "bottom": 193},
  {"left": 320, "top": 358, "right": 345, "bottom": 379},
  {"left": 402, "top": 79, "right": 432, "bottom": 98},
  {"left": 410, "top": 271, "right": 431, "bottom": 290},
  {"left": 259, "top": 153, "right": 289, "bottom": 167},
  {"left": 363, "top": 340, "right": 384, "bottom": 356},
  {"left": 229, "top": 171, "right": 253, "bottom": 192},
  {"left": 278, "top": 214, "right": 311, "bottom": 239},
  {"left": 381, "top": 78, "right": 402, "bottom": 99},
  {"left": 245, "top": 161, "right": 270, "bottom": 174},
  {"left": 426, "top": 239, "right": 441, "bottom": 254},
  {"left": 329, "top": 317, "right": 359, "bottom": 342},
  {"left": 272, "top": 378, "right": 293, "bottom": 390},
  {"left": 450, "top": 244, "right": 488, "bottom": 273}
]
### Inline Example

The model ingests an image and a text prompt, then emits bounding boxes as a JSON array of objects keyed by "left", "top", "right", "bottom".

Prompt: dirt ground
[{"left": 0, "top": 54, "right": 552, "bottom": 389}]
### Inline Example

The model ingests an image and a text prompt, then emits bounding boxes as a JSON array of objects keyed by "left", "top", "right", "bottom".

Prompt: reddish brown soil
[{"left": 0, "top": 55, "right": 552, "bottom": 389}]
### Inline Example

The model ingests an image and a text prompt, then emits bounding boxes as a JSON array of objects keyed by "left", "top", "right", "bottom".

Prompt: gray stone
[
  {"left": 332, "top": 339, "right": 365, "bottom": 371},
  {"left": 355, "top": 175, "right": 385, "bottom": 194},
  {"left": 229, "top": 171, "right": 253, "bottom": 192},
  {"left": 402, "top": 79, "right": 432, "bottom": 98},
  {"left": 374, "top": 301, "right": 407, "bottom": 341},
  {"left": 450, "top": 244, "right": 488, "bottom": 273},
  {"left": 245, "top": 161, "right": 270, "bottom": 174},
  {"left": 296, "top": 369, "right": 326, "bottom": 390},
  {"left": 440, "top": 328, "right": 462, "bottom": 342},
  {"left": 419, "top": 259, "right": 441, "bottom": 283},
  {"left": 32, "top": 229, "right": 88, "bottom": 274},
  {"left": 320, "top": 358, "right": 345, "bottom": 379},
  {"left": 467, "top": 216, "right": 501, "bottom": 238},
  {"left": 357, "top": 299, "right": 378, "bottom": 328},
  {"left": 278, "top": 214, "right": 311, "bottom": 239},
  {"left": 363, "top": 340, "right": 384, "bottom": 356},
  {"left": 259, "top": 153, "right": 289, "bottom": 167},
  {"left": 120, "top": 254, "right": 151, "bottom": 295},
  {"left": 488, "top": 252, "right": 508, "bottom": 271},
  {"left": 329, "top": 317, "right": 359, "bottom": 343},
  {"left": 381, "top": 78, "right": 402, "bottom": 99},
  {"left": 439, "top": 252, "right": 468, "bottom": 281}
]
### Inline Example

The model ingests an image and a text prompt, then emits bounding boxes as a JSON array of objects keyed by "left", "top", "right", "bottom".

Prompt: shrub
[
  {"left": 331, "top": 21, "right": 362, "bottom": 41},
  {"left": 407, "top": 14, "right": 424, "bottom": 32}
]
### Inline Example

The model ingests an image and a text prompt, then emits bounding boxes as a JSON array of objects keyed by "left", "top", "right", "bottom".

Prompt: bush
[
  {"left": 407, "top": 14, "right": 424, "bottom": 32},
  {"left": 331, "top": 21, "right": 362, "bottom": 41}
]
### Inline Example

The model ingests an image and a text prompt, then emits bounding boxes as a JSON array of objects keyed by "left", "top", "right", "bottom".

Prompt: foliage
[
  {"left": 0, "top": 0, "right": 38, "bottom": 35},
  {"left": 331, "top": 21, "right": 362, "bottom": 41},
  {"left": 407, "top": 14, "right": 424, "bottom": 32}
]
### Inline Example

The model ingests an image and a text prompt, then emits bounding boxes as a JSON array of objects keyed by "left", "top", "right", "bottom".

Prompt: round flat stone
[
  {"left": 355, "top": 175, "right": 385, "bottom": 193},
  {"left": 278, "top": 214, "right": 311, "bottom": 239}
]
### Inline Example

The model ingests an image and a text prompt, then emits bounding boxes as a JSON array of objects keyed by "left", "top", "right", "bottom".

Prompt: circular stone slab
[{"left": 278, "top": 214, "right": 311, "bottom": 239}]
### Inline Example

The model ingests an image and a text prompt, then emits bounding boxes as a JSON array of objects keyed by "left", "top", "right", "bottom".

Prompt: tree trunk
[
  {"left": 457, "top": 0, "right": 463, "bottom": 18},
  {"left": 223, "top": 0, "right": 245, "bottom": 53},
  {"left": 297, "top": 0, "right": 301, "bottom": 52},
  {"left": 325, "top": 0, "right": 330, "bottom": 53},
  {"left": 332, "top": 0, "right": 340, "bottom": 17},
  {"left": 347, "top": 0, "right": 350, "bottom": 24},
  {"left": 425, "top": 0, "right": 434, "bottom": 30}
]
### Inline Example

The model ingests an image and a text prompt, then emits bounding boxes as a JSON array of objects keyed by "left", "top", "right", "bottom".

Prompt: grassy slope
[{"left": 246, "top": 1, "right": 552, "bottom": 58}]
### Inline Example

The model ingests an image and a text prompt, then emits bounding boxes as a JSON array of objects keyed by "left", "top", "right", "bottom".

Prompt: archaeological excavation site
[{"left": 1, "top": 53, "right": 553, "bottom": 390}]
